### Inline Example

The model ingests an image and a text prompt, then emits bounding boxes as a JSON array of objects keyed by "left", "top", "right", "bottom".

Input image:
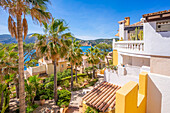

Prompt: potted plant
[{"left": 40, "top": 95, "right": 47, "bottom": 106}]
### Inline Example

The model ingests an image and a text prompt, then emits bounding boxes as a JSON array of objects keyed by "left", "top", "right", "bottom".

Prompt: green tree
[
  {"left": 138, "top": 30, "right": 143, "bottom": 40},
  {"left": 0, "top": 0, "right": 51, "bottom": 112},
  {"left": 85, "top": 47, "right": 101, "bottom": 79},
  {"left": 135, "top": 27, "right": 140, "bottom": 40},
  {"left": 0, "top": 45, "right": 19, "bottom": 111},
  {"left": 96, "top": 43, "right": 112, "bottom": 66},
  {"left": 33, "top": 19, "right": 72, "bottom": 103},
  {"left": 25, "top": 75, "right": 41, "bottom": 105},
  {"left": 68, "top": 39, "right": 83, "bottom": 85}
]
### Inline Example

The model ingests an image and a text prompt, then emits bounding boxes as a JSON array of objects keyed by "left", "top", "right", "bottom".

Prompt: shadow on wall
[
  {"left": 149, "top": 22, "right": 170, "bottom": 38},
  {"left": 147, "top": 76, "right": 162, "bottom": 113}
]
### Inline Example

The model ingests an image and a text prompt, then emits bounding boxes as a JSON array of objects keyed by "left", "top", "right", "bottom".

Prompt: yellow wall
[
  {"left": 115, "top": 72, "right": 148, "bottom": 113},
  {"left": 113, "top": 50, "right": 118, "bottom": 66},
  {"left": 58, "top": 61, "right": 67, "bottom": 72}
]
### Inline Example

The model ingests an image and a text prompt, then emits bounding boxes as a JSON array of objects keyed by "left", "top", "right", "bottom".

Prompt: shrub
[
  {"left": 44, "top": 81, "right": 54, "bottom": 90},
  {"left": 85, "top": 106, "right": 99, "bottom": 113},
  {"left": 40, "top": 95, "right": 48, "bottom": 100},
  {"left": 89, "top": 79, "right": 98, "bottom": 86},
  {"left": 61, "top": 74, "right": 86, "bottom": 81},
  {"left": 57, "top": 89, "right": 71, "bottom": 108},
  {"left": 26, "top": 104, "right": 39, "bottom": 113},
  {"left": 62, "top": 80, "right": 70, "bottom": 88}
]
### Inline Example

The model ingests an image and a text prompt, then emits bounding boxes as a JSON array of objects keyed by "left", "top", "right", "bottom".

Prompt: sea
[{"left": 24, "top": 46, "right": 91, "bottom": 70}]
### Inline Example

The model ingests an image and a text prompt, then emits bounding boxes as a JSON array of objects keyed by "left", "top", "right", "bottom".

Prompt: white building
[{"left": 107, "top": 10, "right": 170, "bottom": 113}]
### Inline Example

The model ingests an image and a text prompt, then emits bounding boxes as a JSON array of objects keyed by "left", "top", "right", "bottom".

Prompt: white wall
[
  {"left": 144, "top": 22, "right": 170, "bottom": 56},
  {"left": 124, "top": 30, "right": 128, "bottom": 40},
  {"left": 27, "top": 65, "right": 46, "bottom": 76},
  {"left": 104, "top": 69, "right": 139, "bottom": 86},
  {"left": 119, "top": 24, "right": 125, "bottom": 40},
  {"left": 118, "top": 52, "right": 123, "bottom": 65},
  {"left": 147, "top": 73, "right": 170, "bottom": 113}
]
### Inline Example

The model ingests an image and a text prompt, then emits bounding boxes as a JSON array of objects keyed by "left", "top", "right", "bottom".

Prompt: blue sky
[{"left": 0, "top": 0, "right": 170, "bottom": 40}]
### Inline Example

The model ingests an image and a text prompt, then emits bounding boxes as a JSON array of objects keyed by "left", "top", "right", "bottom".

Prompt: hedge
[{"left": 61, "top": 73, "right": 87, "bottom": 81}]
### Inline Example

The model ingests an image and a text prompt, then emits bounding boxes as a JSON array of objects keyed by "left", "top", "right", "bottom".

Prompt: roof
[
  {"left": 142, "top": 10, "right": 170, "bottom": 22},
  {"left": 82, "top": 82, "right": 121, "bottom": 112},
  {"left": 127, "top": 21, "right": 143, "bottom": 27},
  {"left": 143, "top": 10, "right": 170, "bottom": 17},
  {"left": 118, "top": 20, "right": 126, "bottom": 24},
  {"left": 115, "top": 32, "right": 119, "bottom": 37}
]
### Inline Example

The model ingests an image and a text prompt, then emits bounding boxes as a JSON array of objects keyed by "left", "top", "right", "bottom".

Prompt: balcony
[{"left": 113, "top": 40, "right": 146, "bottom": 55}]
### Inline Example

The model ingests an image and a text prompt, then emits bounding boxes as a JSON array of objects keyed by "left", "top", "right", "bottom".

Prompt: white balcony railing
[{"left": 113, "top": 40, "right": 144, "bottom": 52}]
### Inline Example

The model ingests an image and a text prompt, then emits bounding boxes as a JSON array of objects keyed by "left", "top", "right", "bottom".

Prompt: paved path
[
  {"left": 9, "top": 98, "right": 19, "bottom": 113},
  {"left": 33, "top": 100, "right": 59, "bottom": 113},
  {"left": 67, "top": 76, "right": 104, "bottom": 113}
]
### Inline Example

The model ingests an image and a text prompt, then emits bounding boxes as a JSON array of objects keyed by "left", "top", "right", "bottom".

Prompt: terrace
[{"left": 113, "top": 40, "right": 145, "bottom": 54}]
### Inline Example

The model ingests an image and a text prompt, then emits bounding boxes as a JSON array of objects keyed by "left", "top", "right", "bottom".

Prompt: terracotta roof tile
[
  {"left": 143, "top": 10, "right": 170, "bottom": 17},
  {"left": 127, "top": 21, "right": 143, "bottom": 27},
  {"left": 82, "top": 82, "right": 121, "bottom": 112},
  {"left": 118, "top": 20, "right": 126, "bottom": 24},
  {"left": 115, "top": 32, "right": 119, "bottom": 37}
]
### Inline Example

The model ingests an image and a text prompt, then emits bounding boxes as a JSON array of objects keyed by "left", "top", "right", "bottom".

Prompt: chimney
[{"left": 125, "top": 17, "right": 130, "bottom": 26}]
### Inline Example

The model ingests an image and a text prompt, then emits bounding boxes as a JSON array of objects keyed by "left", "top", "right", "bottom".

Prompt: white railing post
[{"left": 114, "top": 40, "right": 144, "bottom": 52}]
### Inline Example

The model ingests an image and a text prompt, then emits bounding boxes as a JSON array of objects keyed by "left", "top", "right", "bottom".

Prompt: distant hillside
[
  {"left": 0, "top": 34, "right": 36, "bottom": 44},
  {"left": 80, "top": 39, "right": 113, "bottom": 46},
  {"left": 0, "top": 34, "right": 116, "bottom": 45}
]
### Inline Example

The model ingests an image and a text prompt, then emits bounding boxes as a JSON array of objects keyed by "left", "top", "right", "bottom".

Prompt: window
[
  {"left": 156, "top": 21, "right": 170, "bottom": 32},
  {"left": 61, "top": 64, "right": 64, "bottom": 68}
]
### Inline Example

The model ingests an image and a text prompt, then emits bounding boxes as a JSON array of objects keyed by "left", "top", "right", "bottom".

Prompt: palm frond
[{"left": 23, "top": 17, "right": 28, "bottom": 40}]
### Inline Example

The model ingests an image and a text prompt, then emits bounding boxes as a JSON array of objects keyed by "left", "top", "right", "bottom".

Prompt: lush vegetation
[
  {"left": 0, "top": 1, "right": 110, "bottom": 112},
  {"left": 57, "top": 90, "right": 71, "bottom": 108},
  {"left": 96, "top": 43, "right": 112, "bottom": 66},
  {"left": 67, "top": 39, "right": 83, "bottom": 89},
  {"left": 85, "top": 106, "right": 99, "bottom": 113},
  {"left": 33, "top": 18, "right": 72, "bottom": 103},
  {"left": 130, "top": 27, "right": 143, "bottom": 40},
  {"left": 85, "top": 47, "right": 102, "bottom": 79}
]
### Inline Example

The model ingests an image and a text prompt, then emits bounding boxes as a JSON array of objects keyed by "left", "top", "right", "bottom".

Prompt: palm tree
[
  {"left": 0, "top": 0, "right": 51, "bottom": 112},
  {"left": 74, "top": 41, "right": 83, "bottom": 83},
  {"left": 33, "top": 19, "right": 72, "bottom": 103},
  {"left": 0, "top": 45, "right": 19, "bottom": 112},
  {"left": 67, "top": 39, "right": 82, "bottom": 89},
  {"left": 85, "top": 47, "right": 101, "bottom": 79},
  {"left": 96, "top": 43, "right": 112, "bottom": 66}
]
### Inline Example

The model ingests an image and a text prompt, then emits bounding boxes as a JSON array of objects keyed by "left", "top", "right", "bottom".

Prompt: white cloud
[{"left": 75, "top": 35, "right": 113, "bottom": 40}]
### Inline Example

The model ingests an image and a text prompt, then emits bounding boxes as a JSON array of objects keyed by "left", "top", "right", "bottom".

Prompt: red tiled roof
[
  {"left": 143, "top": 10, "right": 170, "bottom": 17},
  {"left": 127, "top": 21, "right": 143, "bottom": 27},
  {"left": 115, "top": 32, "right": 119, "bottom": 37},
  {"left": 82, "top": 82, "right": 121, "bottom": 112},
  {"left": 118, "top": 20, "right": 126, "bottom": 24}
]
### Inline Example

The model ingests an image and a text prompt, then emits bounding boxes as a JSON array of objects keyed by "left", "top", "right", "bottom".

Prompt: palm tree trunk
[
  {"left": 92, "top": 64, "right": 94, "bottom": 79},
  {"left": 53, "top": 60, "right": 58, "bottom": 103},
  {"left": 75, "top": 66, "right": 78, "bottom": 83},
  {"left": 71, "top": 64, "right": 73, "bottom": 90},
  {"left": 106, "top": 55, "right": 109, "bottom": 66},
  {"left": 16, "top": 84, "right": 19, "bottom": 99},
  {"left": 0, "top": 68, "right": 3, "bottom": 110},
  {"left": 17, "top": 14, "right": 26, "bottom": 113},
  {"left": 0, "top": 92, "right": 3, "bottom": 110}
]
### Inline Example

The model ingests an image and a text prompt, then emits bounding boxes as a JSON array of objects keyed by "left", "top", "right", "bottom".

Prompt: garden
[{"left": 7, "top": 69, "right": 98, "bottom": 113}]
